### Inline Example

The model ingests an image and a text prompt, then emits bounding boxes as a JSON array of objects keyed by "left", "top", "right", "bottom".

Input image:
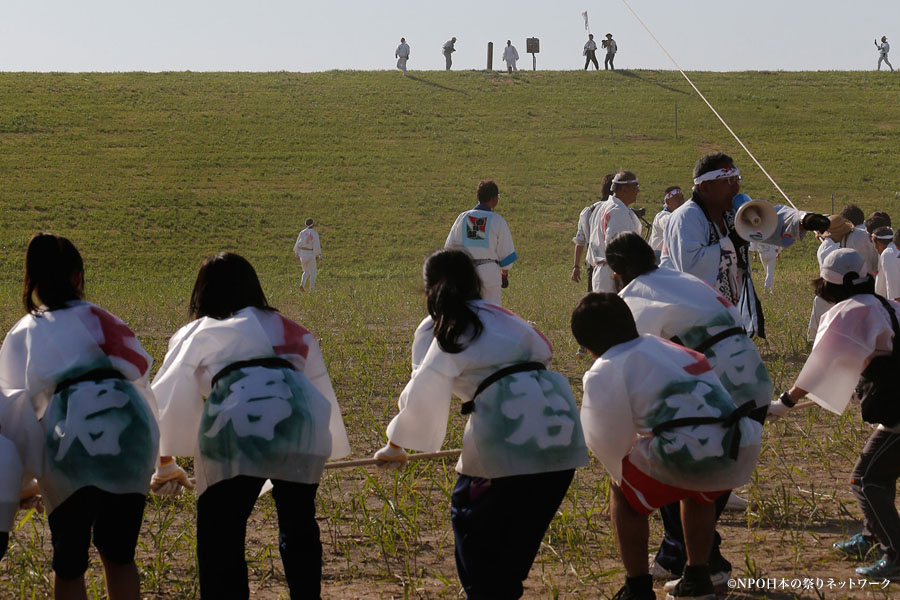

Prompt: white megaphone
[{"left": 733, "top": 193, "right": 778, "bottom": 242}]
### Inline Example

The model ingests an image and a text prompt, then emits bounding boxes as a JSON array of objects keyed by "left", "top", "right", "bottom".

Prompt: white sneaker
[
  {"left": 648, "top": 557, "right": 678, "bottom": 580},
  {"left": 663, "top": 571, "right": 730, "bottom": 595},
  {"left": 724, "top": 492, "right": 749, "bottom": 512}
]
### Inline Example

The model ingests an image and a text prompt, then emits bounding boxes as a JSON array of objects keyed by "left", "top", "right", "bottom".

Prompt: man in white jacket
[
  {"left": 587, "top": 170, "right": 642, "bottom": 293},
  {"left": 502, "top": 40, "right": 519, "bottom": 73},
  {"left": 395, "top": 37, "right": 410, "bottom": 76},
  {"left": 293, "top": 218, "right": 323, "bottom": 292}
]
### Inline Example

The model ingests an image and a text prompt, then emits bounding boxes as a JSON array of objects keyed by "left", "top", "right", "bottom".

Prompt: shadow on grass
[
  {"left": 406, "top": 75, "right": 469, "bottom": 96},
  {"left": 612, "top": 69, "right": 690, "bottom": 96}
]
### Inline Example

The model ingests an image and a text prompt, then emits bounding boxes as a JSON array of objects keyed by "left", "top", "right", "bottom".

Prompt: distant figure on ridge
[
  {"left": 502, "top": 40, "right": 519, "bottom": 73},
  {"left": 444, "top": 179, "right": 517, "bottom": 305},
  {"left": 876, "top": 36, "right": 893, "bottom": 71},
  {"left": 443, "top": 37, "right": 457, "bottom": 71},
  {"left": 603, "top": 33, "right": 617, "bottom": 70},
  {"left": 583, "top": 34, "right": 599, "bottom": 70},
  {"left": 395, "top": 37, "right": 410, "bottom": 76},
  {"left": 293, "top": 218, "right": 322, "bottom": 292}
]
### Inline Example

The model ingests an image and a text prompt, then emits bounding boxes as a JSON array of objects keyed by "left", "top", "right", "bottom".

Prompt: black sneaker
[
  {"left": 612, "top": 582, "right": 655, "bottom": 600},
  {"left": 664, "top": 573, "right": 716, "bottom": 600}
]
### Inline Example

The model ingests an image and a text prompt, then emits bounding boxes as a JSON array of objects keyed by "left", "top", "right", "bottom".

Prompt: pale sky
[{"left": 1, "top": 0, "right": 897, "bottom": 72}]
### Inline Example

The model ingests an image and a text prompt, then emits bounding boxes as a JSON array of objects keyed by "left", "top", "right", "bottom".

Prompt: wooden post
[
  {"left": 675, "top": 101, "right": 678, "bottom": 139},
  {"left": 487, "top": 42, "right": 493, "bottom": 71}
]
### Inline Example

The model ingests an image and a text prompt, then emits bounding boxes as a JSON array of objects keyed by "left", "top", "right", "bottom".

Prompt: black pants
[
  {"left": 850, "top": 429, "right": 900, "bottom": 560},
  {"left": 653, "top": 491, "right": 732, "bottom": 575},
  {"left": 605, "top": 52, "right": 615, "bottom": 70},
  {"left": 451, "top": 469, "right": 575, "bottom": 599},
  {"left": 197, "top": 476, "right": 321, "bottom": 600},
  {"left": 584, "top": 50, "right": 599, "bottom": 70},
  {"left": 0, "top": 531, "right": 7, "bottom": 561}
]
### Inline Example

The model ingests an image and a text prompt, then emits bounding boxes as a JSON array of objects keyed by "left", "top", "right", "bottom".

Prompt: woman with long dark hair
[
  {"left": 0, "top": 233, "right": 159, "bottom": 600},
  {"left": 374, "top": 249, "right": 588, "bottom": 599},
  {"left": 151, "top": 252, "right": 350, "bottom": 599}
]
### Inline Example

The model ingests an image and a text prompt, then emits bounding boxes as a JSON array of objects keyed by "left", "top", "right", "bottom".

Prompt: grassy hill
[{"left": 1, "top": 70, "right": 899, "bottom": 598}]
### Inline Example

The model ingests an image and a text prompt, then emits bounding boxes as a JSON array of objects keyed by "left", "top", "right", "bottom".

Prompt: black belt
[
  {"left": 472, "top": 258, "right": 500, "bottom": 266},
  {"left": 211, "top": 356, "right": 297, "bottom": 389},
  {"left": 460, "top": 362, "right": 546, "bottom": 415},
  {"left": 55, "top": 368, "right": 125, "bottom": 395},
  {"left": 651, "top": 400, "right": 756, "bottom": 460},
  {"left": 692, "top": 326, "right": 746, "bottom": 355}
]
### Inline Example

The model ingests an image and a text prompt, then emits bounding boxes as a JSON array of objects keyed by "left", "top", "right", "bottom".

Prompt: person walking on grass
[
  {"left": 395, "top": 37, "right": 410, "bottom": 76},
  {"left": 502, "top": 40, "right": 519, "bottom": 73},
  {"left": 293, "top": 218, "right": 322, "bottom": 292},
  {"left": 769, "top": 248, "right": 900, "bottom": 581},
  {"left": 443, "top": 37, "right": 456, "bottom": 70},
  {"left": 151, "top": 252, "right": 351, "bottom": 600},
  {"left": 876, "top": 36, "right": 893, "bottom": 71},
  {"left": 574, "top": 292, "right": 761, "bottom": 600},
  {"left": 584, "top": 33, "right": 599, "bottom": 70},
  {"left": 374, "top": 249, "right": 588, "bottom": 599},
  {"left": 587, "top": 170, "right": 642, "bottom": 293},
  {"left": 445, "top": 179, "right": 517, "bottom": 305},
  {"left": 0, "top": 233, "right": 159, "bottom": 600}
]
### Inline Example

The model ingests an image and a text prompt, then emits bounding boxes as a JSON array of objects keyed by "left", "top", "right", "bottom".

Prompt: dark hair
[
  {"left": 476, "top": 179, "right": 499, "bottom": 205},
  {"left": 610, "top": 170, "right": 638, "bottom": 193},
  {"left": 840, "top": 204, "right": 865, "bottom": 227},
  {"left": 571, "top": 292, "right": 639, "bottom": 357},
  {"left": 894, "top": 228, "right": 900, "bottom": 249},
  {"left": 601, "top": 173, "right": 616, "bottom": 200},
  {"left": 866, "top": 211, "right": 892, "bottom": 233},
  {"left": 423, "top": 249, "right": 484, "bottom": 353},
  {"left": 812, "top": 275, "right": 875, "bottom": 304},
  {"left": 23, "top": 232, "right": 84, "bottom": 314},
  {"left": 606, "top": 232, "right": 657, "bottom": 285},
  {"left": 189, "top": 252, "right": 272, "bottom": 319},
  {"left": 693, "top": 152, "right": 734, "bottom": 179}
]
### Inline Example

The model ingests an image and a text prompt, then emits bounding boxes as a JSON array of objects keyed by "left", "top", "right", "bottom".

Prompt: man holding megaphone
[{"left": 660, "top": 152, "right": 830, "bottom": 338}]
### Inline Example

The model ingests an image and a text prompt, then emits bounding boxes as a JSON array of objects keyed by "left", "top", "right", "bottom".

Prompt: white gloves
[
  {"left": 150, "top": 460, "right": 195, "bottom": 496},
  {"left": 766, "top": 399, "right": 793, "bottom": 422},
  {"left": 374, "top": 443, "right": 408, "bottom": 469}
]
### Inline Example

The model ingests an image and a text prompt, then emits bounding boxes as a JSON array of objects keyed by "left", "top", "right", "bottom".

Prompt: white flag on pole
[{"left": 582, "top": 11, "right": 589, "bottom": 31}]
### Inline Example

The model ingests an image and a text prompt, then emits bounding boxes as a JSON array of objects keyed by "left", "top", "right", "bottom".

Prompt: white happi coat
[
  {"left": 293, "top": 227, "right": 321, "bottom": 259},
  {"left": 502, "top": 45, "right": 519, "bottom": 67},
  {"left": 879, "top": 243, "right": 900, "bottom": 300},
  {"left": 581, "top": 335, "right": 762, "bottom": 491},
  {"left": 649, "top": 209, "right": 671, "bottom": 254},
  {"left": 847, "top": 226, "right": 879, "bottom": 278},
  {"left": 152, "top": 307, "right": 350, "bottom": 495},
  {"left": 0, "top": 434, "right": 23, "bottom": 531},
  {"left": 445, "top": 207, "right": 517, "bottom": 304},
  {"left": 797, "top": 295, "right": 899, "bottom": 426},
  {"left": 0, "top": 301, "right": 159, "bottom": 513},
  {"left": 587, "top": 196, "right": 642, "bottom": 292},
  {"left": 573, "top": 200, "right": 604, "bottom": 251},
  {"left": 387, "top": 301, "right": 589, "bottom": 479},
  {"left": 620, "top": 268, "right": 772, "bottom": 413}
]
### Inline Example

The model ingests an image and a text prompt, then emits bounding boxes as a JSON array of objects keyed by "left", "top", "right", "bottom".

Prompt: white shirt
[
  {"left": 584, "top": 39, "right": 597, "bottom": 52},
  {"left": 879, "top": 42, "right": 890, "bottom": 56},
  {"left": 396, "top": 42, "right": 410, "bottom": 58},
  {"left": 386, "top": 301, "right": 589, "bottom": 478},
  {"left": 581, "top": 335, "right": 761, "bottom": 491},
  {"left": 619, "top": 267, "right": 773, "bottom": 413},
  {"left": 445, "top": 208, "right": 517, "bottom": 268},
  {"left": 502, "top": 45, "right": 519, "bottom": 63},
  {"left": 572, "top": 200, "right": 604, "bottom": 248},
  {"left": 152, "top": 307, "right": 350, "bottom": 493},
  {"left": 846, "top": 225, "right": 879, "bottom": 276},
  {"left": 879, "top": 243, "right": 900, "bottom": 300},
  {"left": 649, "top": 210, "right": 671, "bottom": 252},
  {"left": 587, "top": 195, "right": 641, "bottom": 290},
  {"left": 0, "top": 301, "right": 160, "bottom": 512},
  {"left": 605, "top": 39, "right": 617, "bottom": 53},
  {"left": 798, "top": 295, "right": 897, "bottom": 421},
  {"left": 443, "top": 40, "right": 455, "bottom": 53},
  {"left": 293, "top": 227, "right": 321, "bottom": 258}
]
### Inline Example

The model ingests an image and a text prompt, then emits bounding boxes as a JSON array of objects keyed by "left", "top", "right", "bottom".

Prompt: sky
[{"left": 1, "top": 0, "right": 897, "bottom": 72}]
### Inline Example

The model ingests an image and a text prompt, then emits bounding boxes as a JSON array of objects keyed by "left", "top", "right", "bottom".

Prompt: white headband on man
[
  {"left": 874, "top": 230, "right": 894, "bottom": 241},
  {"left": 612, "top": 173, "right": 638, "bottom": 185},
  {"left": 693, "top": 166, "right": 740, "bottom": 185},
  {"left": 664, "top": 188, "right": 682, "bottom": 201}
]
